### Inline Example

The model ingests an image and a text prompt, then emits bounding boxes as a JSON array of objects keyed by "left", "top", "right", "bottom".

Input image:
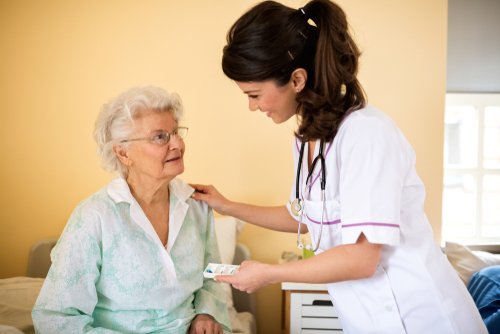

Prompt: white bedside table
[{"left": 281, "top": 282, "right": 343, "bottom": 334}]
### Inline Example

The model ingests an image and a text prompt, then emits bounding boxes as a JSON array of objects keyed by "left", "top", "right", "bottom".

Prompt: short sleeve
[{"left": 338, "top": 114, "right": 407, "bottom": 245}]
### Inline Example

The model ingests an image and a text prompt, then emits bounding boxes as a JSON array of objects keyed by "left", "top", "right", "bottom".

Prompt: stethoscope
[{"left": 290, "top": 140, "right": 326, "bottom": 252}]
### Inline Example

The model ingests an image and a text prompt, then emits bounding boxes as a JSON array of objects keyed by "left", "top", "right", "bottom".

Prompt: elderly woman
[{"left": 32, "top": 86, "right": 230, "bottom": 333}]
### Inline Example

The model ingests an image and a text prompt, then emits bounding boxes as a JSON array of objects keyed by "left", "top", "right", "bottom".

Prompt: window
[{"left": 442, "top": 94, "right": 500, "bottom": 244}]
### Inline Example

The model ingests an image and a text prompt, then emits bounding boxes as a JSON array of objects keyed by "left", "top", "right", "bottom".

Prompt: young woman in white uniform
[{"left": 191, "top": 0, "right": 487, "bottom": 333}]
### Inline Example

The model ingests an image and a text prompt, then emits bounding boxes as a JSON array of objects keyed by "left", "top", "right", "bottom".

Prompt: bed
[{"left": 0, "top": 217, "right": 256, "bottom": 334}]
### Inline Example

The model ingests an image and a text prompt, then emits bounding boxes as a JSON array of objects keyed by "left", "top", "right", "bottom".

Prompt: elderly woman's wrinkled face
[{"left": 124, "top": 111, "right": 185, "bottom": 182}]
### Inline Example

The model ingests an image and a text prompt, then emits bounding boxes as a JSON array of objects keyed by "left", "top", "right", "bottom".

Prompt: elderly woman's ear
[{"left": 113, "top": 144, "right": 132, "bottom": 167}]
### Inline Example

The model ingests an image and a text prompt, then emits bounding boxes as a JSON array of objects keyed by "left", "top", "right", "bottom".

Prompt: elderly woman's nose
[{"left": 169, "top": 133, "right": 184, "bottom": 147}]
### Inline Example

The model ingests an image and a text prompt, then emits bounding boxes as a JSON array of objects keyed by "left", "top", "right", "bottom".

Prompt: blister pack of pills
[{"left": 203, "top": 263, "right": 240, "bottom": 279}]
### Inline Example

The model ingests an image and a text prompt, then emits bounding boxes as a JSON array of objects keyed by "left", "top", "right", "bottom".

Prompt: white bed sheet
[{"left": 0, "top": 277, "right": 43, "bottom": 334}]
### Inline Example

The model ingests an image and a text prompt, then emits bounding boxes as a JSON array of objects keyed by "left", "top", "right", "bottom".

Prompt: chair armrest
[{"left": 26, "top": 238, "right": 57, "bottom": 278}]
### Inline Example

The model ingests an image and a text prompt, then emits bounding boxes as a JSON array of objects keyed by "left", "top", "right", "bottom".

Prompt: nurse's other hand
[
  {"left": 189, "top": 314, "right": 223, "bottom": 334},
  {"left": 190, "top": 184, "right": 230, "bottom": 215},
  {"left": 216, "top": 260, "right": 272, "bottom": 294}
]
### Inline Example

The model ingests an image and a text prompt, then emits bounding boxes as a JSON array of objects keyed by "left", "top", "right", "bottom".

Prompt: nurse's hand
[
  {"left": 189, "top": 314, "right": 223, "bottom": 334},
  {"left": 216, "top": 260, "right": 272, "bottom": 294},
  {"left": 190, "top": 184, "right": 230, "bottom": 215}
]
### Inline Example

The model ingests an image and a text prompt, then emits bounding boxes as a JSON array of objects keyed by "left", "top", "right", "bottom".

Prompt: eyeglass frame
[{"left": 119, "top": 127, "right": 188, "bottom": 146}]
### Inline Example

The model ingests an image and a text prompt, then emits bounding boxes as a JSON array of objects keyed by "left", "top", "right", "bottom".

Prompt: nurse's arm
[
  {"left": 273, "top": 233, "right": 381, "bottom": 282},
  {"left": 220, "top": 203, "right": 306, "bottom": 233},
  {"left": 191, "top": 183, "right": 304, "bottom": 233},
  {"left": 217, "top": 233, "right": 380, "bottom": 293}
]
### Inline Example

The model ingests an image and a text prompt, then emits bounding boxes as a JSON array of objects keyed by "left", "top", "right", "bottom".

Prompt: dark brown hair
[{"left": 222, "top": 0, "right": 366, "bottom": 142}]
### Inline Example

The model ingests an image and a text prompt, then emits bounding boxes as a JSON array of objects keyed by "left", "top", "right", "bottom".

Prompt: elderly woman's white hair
[{"left": 94, "top": 85, "right": 184, "bottom": 177}]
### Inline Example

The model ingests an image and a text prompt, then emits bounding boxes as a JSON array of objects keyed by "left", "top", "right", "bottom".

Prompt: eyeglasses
[{"left": 120, "top": 127, "right": 188, "bottom": 146}]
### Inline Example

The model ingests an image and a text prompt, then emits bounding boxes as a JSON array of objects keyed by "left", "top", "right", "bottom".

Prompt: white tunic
[{"left": 287, "top": 106, "right": 487, "bottom": 334}]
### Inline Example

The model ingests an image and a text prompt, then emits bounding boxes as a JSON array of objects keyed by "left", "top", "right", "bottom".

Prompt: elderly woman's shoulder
[{"left": 67, "top": 185, "right": 116, "bottom": 223}]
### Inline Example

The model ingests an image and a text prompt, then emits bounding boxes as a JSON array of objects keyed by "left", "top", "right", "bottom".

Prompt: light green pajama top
[{"left": 32, "top": 177, "right": 231, "bottom": 333}]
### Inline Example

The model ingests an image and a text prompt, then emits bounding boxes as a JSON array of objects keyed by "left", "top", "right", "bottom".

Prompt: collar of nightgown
[{"left": 106, "top": 177, "right": 195, "bottom": 253}]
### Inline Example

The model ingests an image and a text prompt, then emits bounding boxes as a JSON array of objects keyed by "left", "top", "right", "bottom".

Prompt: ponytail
[{"left": 297, "top": 0, "right": 366, "bottom": 141}]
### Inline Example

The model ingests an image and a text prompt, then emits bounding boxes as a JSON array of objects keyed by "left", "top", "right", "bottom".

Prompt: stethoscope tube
[
  {"left": 295, "top": 140, "right": 326, "bottom": 252},
  {"left": 295, "top": 141, "right": 306, "bottom": 203}
]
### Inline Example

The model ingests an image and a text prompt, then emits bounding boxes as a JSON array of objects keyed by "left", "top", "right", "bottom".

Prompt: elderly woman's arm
[
  {"left": 32, "top": 212, "right": 119, "bottom": 334},
  {"left": 191, "top": 210, "right": 232, "bottom": 333},
  {"left": 32, "top": 211, "right": 119, "bottom": 333}
]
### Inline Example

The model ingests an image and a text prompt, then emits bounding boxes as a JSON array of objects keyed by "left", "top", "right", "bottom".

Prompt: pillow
[
  {"left": 214, "top": 216, "right": 244, "bottom": 265},
  {"left": 445, "top": 242, "right": 500, "bottom": 285},
  {"left": 213, "top": 216, "right": 246, "bottom": 330}
]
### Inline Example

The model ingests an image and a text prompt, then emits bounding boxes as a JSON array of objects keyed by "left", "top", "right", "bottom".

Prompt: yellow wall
[{"left": 0, "top": 1, "right": 447, "bottom": 333}]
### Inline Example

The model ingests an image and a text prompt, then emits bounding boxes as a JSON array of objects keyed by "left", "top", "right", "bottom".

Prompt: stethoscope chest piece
[{"left": 290, "top": 198, "right": 303, "bottom": 216}]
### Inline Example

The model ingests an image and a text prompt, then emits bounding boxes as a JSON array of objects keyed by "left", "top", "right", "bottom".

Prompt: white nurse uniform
[{"left": 287, "top": 105, "right": 487, "bottom": 334}]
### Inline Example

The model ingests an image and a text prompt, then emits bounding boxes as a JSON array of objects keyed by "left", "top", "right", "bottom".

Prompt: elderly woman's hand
[
  {"left": 190, "top": 184, "right": 231, "bottom": 215},
  {"left": 189, "top": 314, "right": 223, "bottom": 334}
]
